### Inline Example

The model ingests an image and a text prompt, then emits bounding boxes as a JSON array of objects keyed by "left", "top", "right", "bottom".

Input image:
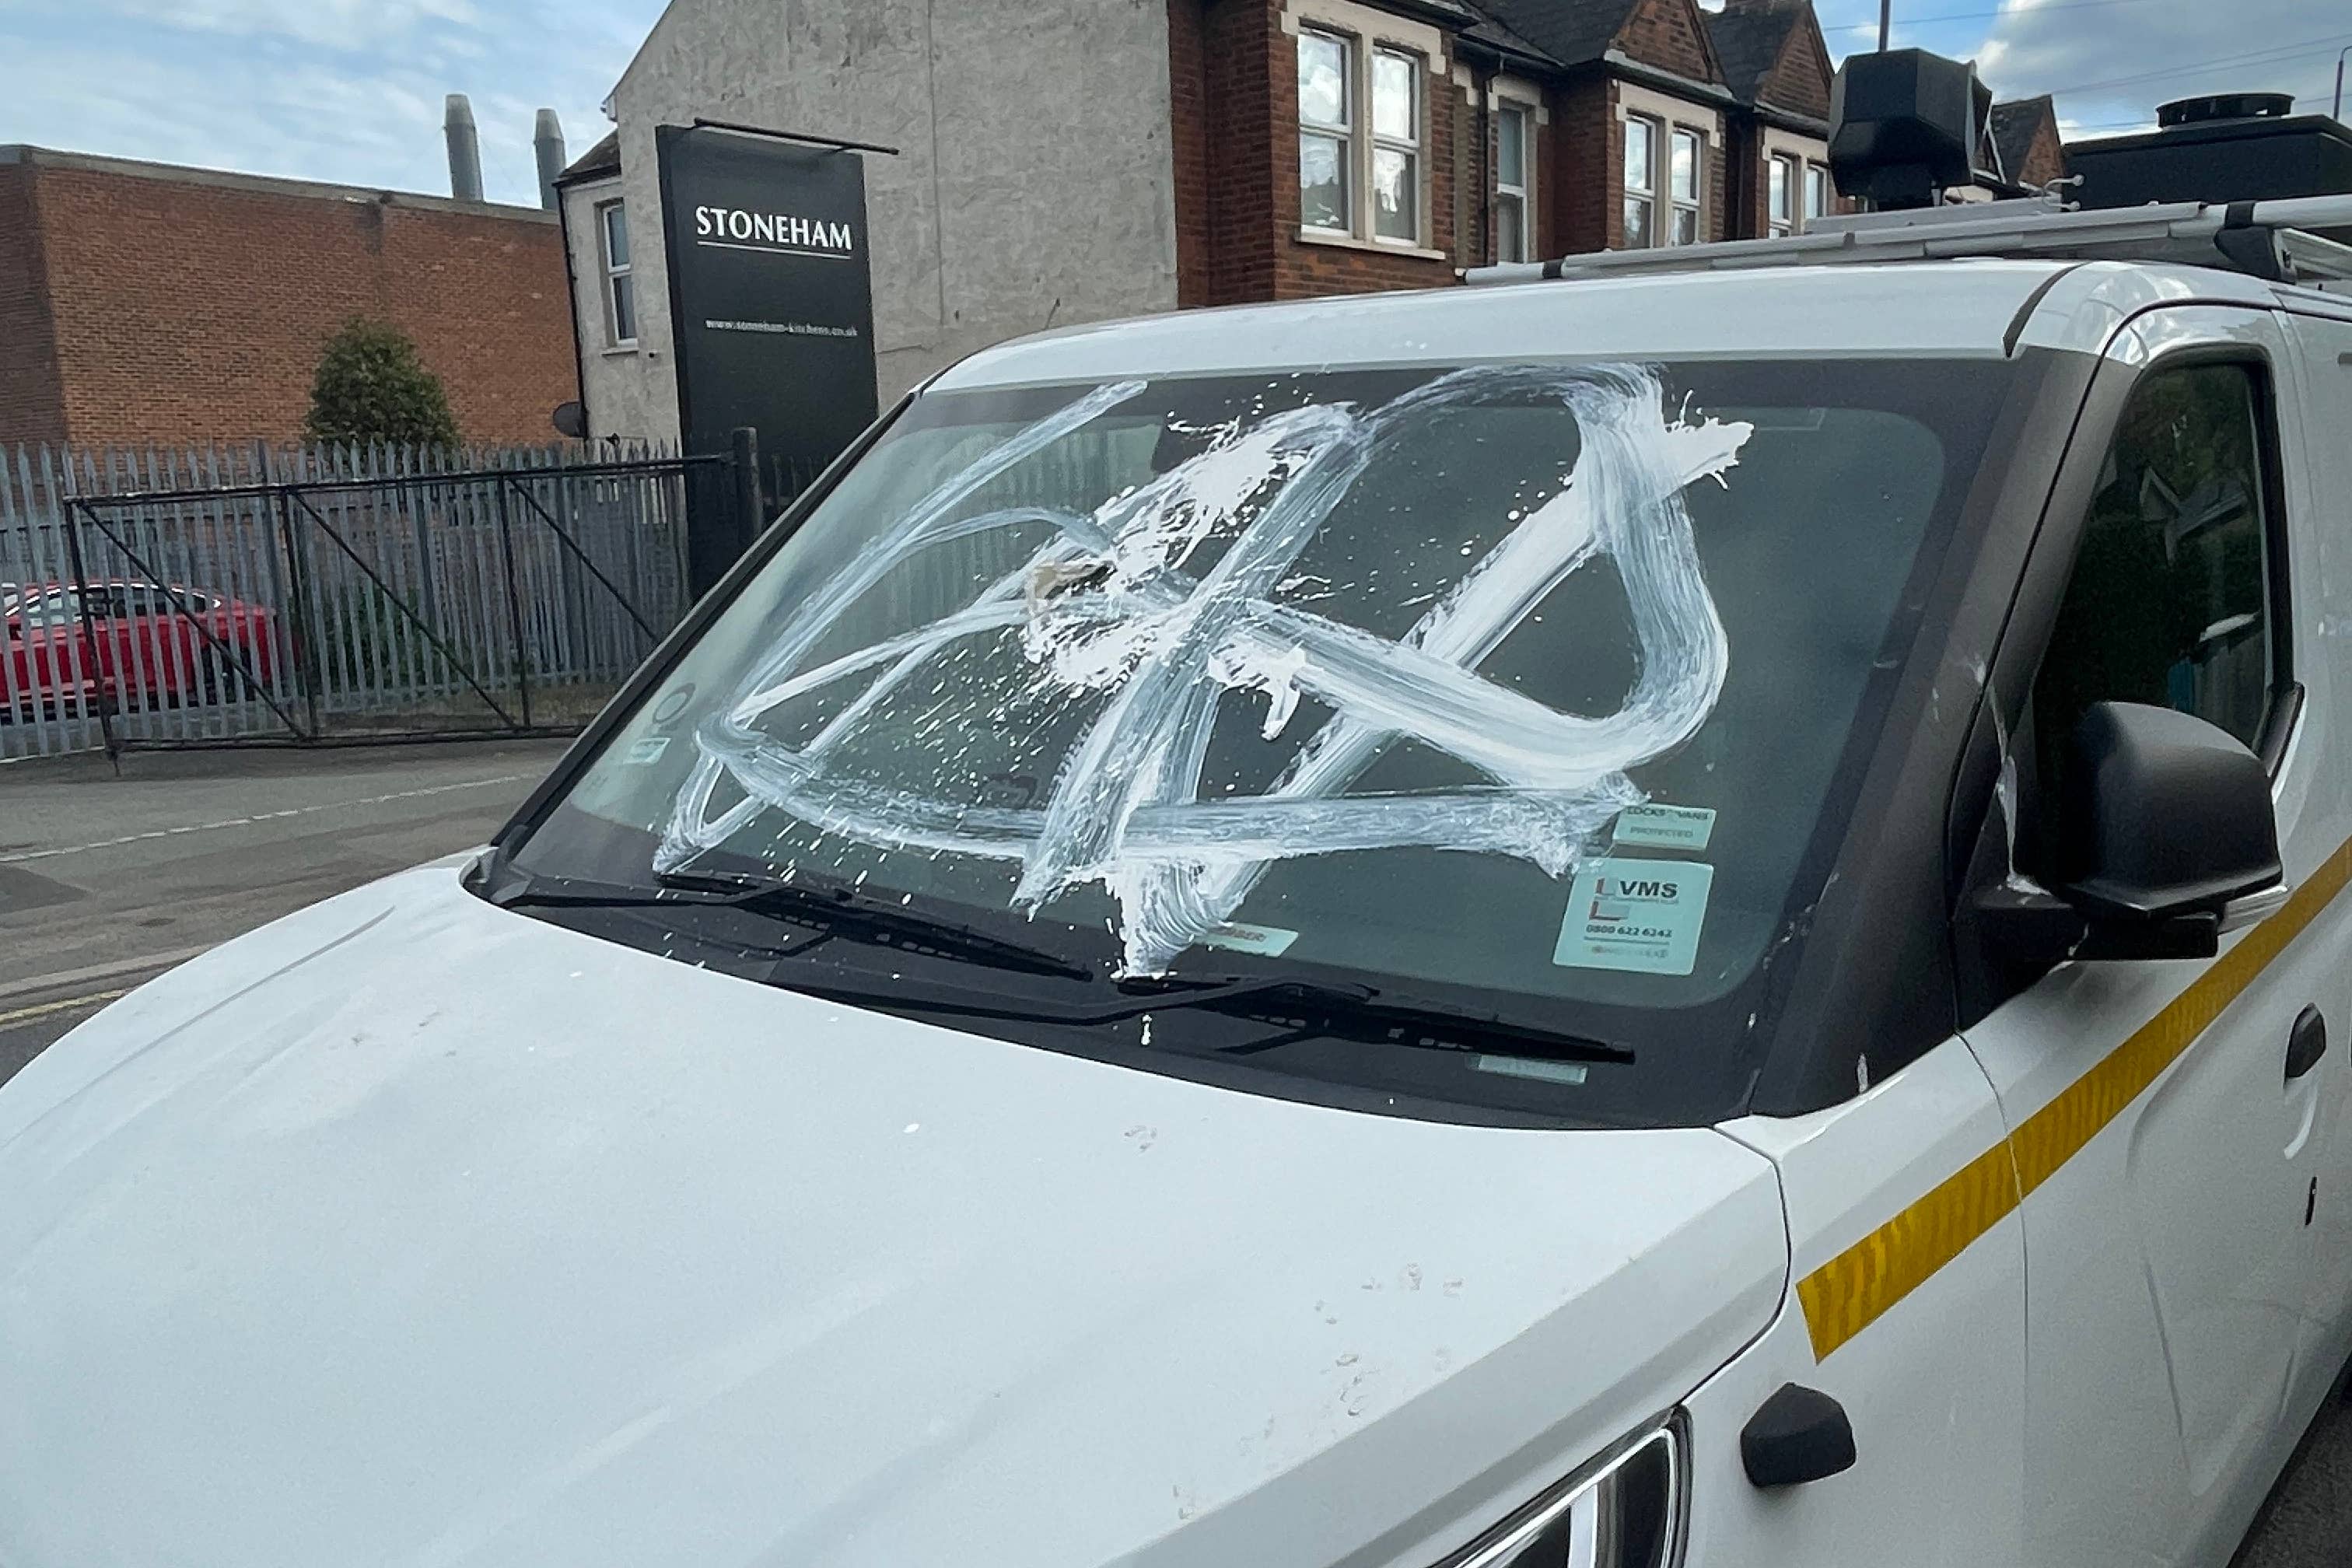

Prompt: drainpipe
[
  {"left": 1474, "top": 58, "right": 1495, "bottom": 266},
  {"left": 553, "top": 181, "right": 593, "bottom": 440}
]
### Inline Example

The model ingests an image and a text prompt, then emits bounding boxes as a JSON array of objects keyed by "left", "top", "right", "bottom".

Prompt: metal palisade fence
[{"left": 0, "top": 439, "right": 726, "bottom": 761}]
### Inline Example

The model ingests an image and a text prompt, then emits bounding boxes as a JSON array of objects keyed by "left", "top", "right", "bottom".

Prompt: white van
[{"left": 5, "top": 198, "right": 2352, "bottom": 1568}]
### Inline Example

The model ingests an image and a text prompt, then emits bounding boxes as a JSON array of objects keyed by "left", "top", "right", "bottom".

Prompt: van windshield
[{"left": 511, "top": 357, "right": 2014, "bottom": 1122}]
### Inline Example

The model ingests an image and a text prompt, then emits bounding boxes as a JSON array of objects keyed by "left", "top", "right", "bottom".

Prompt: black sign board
[{"left": 655, "top": 124, "right": 878, "bottom": 589}]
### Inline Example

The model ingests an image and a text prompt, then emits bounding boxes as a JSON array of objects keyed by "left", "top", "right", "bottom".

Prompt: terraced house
[{"left": 567, "top": 0, "right": 2057, "bottom": 440}]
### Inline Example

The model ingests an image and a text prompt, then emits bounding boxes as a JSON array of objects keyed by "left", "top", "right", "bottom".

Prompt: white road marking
[{"left": 0, "top": 774, "right": 533, "bottom": 866}]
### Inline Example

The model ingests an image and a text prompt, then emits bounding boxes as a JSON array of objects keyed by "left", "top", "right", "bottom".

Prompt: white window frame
[
  {"left": 1668, "top": 125, "right": 1704, "bottom": 246},
  {"left": 1804, "top": 161, "right": 1832, "bottom": 226},
  {"left": 1367, "top": 45, "right": 1423, "bottom": 247},
  {"left": 1618, "top": 85, "right": 1720, "bottom": 251},
  {"left": 1622, "top": 113, "right": 1659, "bottom": 250},
  {"left": 596, "top": 198, "right": 636, "bottom": 349},
  {"left": 1762, "top": 131, "right": 1832, "bottom": 236},
  {"left": 1283, "top": 0, "right": 1442, "bottom": 255},
  {"left": 1768, "top": 152, "right": 1798, "bottom": 238},
  {"left": 1493, "top": 97, "right": 1535, "bottom": 264},
  {"left": 1297, "top": 27, "right": 1356, "bottom": 235}
]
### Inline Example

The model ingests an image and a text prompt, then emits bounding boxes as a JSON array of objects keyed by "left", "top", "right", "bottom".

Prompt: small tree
[{"left": 303, "top": 318, "right": 460, "bottom": 449}]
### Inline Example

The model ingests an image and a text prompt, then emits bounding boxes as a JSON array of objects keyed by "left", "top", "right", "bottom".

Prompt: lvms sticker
[{"left": 1554, "top": 858, "right": 1715, "bottom": 977}]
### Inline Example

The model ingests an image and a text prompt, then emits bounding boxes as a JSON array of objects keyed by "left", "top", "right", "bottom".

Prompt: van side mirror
[
  {"left": 2053, "top": 701, "right": 2283, "bottom": 927},
  {"left": 1978, "top": 701, "right": 2284, "bottom": 965}
]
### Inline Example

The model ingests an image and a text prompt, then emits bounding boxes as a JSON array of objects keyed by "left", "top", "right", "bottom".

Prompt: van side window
[{"left": 2031, "top": 362, "right": 2280, "bottom": 832}]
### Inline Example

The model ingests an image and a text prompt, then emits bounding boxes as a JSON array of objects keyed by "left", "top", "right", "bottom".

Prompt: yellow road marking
[
  {"left": 0, "top": 988, "right": 131, "bottom": 1033},
  {"left": 1798, "top": 838, "right": 2352, "bottom": 1362}
]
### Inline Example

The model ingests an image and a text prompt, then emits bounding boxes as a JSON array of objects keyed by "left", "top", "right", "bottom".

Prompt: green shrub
[{"left": 303, "top": 320, "right": 460, "bottom": 450}]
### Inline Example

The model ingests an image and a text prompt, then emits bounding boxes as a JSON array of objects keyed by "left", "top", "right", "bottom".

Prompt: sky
[{"left": 1, "top": 0, "right": 2348, "bottom": 205}]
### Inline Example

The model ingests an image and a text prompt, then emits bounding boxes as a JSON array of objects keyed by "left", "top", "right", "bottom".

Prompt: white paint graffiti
[{"left": 660, "top": 363, "right": 1753, "bottom": 971}]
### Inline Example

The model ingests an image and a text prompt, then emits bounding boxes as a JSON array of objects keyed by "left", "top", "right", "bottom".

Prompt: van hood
[{"left": 0, "top": 865, "right": 1785, "bottom": 1568}]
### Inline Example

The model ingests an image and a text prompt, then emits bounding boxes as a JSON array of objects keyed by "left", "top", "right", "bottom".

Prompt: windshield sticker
[
  {"left": 657, "top": 365, "right": 1753, "bottom": 974},
  {"left": 1553, "top": 858, "right": 1716, "bottom": 977},
  {"left": 1198, "top": 920, "right": 1300, "bottom": 957},
  {"left": 621, "top": 736, "right": 670, "bottom": 766},
  {"left": 1612, "top": 802, "right": 1716, "bottom": 850}
]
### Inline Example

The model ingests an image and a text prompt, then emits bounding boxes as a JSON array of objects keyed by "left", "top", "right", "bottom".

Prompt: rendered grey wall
[
  {"left": 604, "top": 0, "right": 1181, "bottom": 439},
  {"left": 560, "top": 173, "right": 676, "bottom": 445}
]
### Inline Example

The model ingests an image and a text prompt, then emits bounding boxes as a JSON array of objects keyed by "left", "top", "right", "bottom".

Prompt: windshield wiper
[
  {"left": 1166, "top": 978, "right": 1635, "bottom": 1065},
  {"left": 656, "top": 870, "right": 1094, "bottom": 979},
  {"left": 780, "top": 970, "right": 1632, "bottom": 1066},
  {"left": 487, "top": 867, "right": 1092, "bottom": 980}
]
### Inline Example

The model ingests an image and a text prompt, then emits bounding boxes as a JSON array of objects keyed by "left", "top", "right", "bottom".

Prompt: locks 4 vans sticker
[
  {"left": 1612, "top": 802, "right": 1717, "bottom": 850},
  {"left": 1553, "top": 857, "right": 1715, "bottom": 977}
]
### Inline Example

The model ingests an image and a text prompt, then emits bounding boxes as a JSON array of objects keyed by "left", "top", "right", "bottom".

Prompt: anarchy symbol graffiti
[{"left": 661, "top": 362, "right": 1753, "bottom": 971}]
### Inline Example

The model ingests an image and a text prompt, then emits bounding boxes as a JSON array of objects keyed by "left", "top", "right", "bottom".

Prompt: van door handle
[{"left": 2287, "top": 1006, "right": 2328, "bottom": 1082}]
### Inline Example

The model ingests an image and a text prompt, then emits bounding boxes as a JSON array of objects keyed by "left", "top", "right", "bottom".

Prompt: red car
[{"left": 3, "top": 580, "right": 278, "bottom": 718}]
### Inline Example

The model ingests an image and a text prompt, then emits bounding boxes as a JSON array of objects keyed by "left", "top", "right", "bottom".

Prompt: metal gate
[{"left": 1, "top": 442, "right": 727, "bottom": 761}]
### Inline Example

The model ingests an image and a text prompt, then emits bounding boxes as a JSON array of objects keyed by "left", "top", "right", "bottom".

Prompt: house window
[
  {"left": 1669, "top": 127, "right": 1703, "bottom": 244},
  {"left": 1804, "top": 163, "right": 1830, "bottom": 226},
  {"left": 1623, "top": 115, "right": 1657, "bottom": 248},
  {"left": 1297, "top": 30, "right": 1425, "bottom": 247},
  {"left": 1495, "top": 101, "right": 1532, "bottom": 263},
  {"left": 1769, "top": 153, "right": 1797, "bottom": 238},
  {"left": 597, "top": 200, "right": 636, "bottom": 347},
  {"left": 1297, "top": 30, "right": 1353, "bottom": 232},
  {"left": 1370, "top": 48, "right": 1421, "bottom": 243}
]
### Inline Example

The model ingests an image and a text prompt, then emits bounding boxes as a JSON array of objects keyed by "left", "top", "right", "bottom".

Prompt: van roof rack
[{"left": 1462, "top": 192, "right": 2352, "bottom": 293}]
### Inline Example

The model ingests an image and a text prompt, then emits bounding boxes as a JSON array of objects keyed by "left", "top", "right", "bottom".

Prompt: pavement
[{"left": 0, "top": 737, "right": 2347, "bottom": 1563}]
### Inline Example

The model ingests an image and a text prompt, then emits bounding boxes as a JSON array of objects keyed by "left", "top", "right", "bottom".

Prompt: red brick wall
[
  {"left": 1549, "top": 74, "right": 1619, "bottom": 257},
  {"left": 1722, "top": 12, "right": 1840, "bottom": 240},
  {"left": 1708, "top": 132, "right": 1729, "bottom": 243},
  {"left": 0, "top": 163, "right": 67, "bottom": 448},
  {"left": 2014, "top": 117, "right": 2067, "bottom": 190},
  {"left": 1273, "top": 33, "right": 1457, "bottom": 296},
  {"left": 1723, "top": 118, "right": 1764, "bottom": 240},
  {"left": 1456, "top": 83, "right": 1480, "bottom": 268},
  {"left": 1759, "top": 19, "right": 1832, "bottom": 121},
  {"left": 1178, "top": 0, "right": 1759, "bottom": 295},
  {"left": 6, "top": 159, "right": 577, "bottom": 450},
  {"left": 1167, "top": 0, "right": 1214, "bottom": 306},
  {"left": 1182, "top": 0, "right": 1458, "bottom": 304},
  {"left": 1616, "top": 0, "right": 1719, "bottom": 84},
  {"left": 1552, "top": 76, "right": 1733, "bottom": 253},
  {"left": 1202, "top": 0, "right": 1279, "bottom": 304}
]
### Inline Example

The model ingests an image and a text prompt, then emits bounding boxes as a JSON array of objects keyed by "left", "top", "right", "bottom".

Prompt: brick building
[
  {"left": 0, "top": 146, "right": 579, "bottom": 450},
  {"left": 570, "top": 0, "right": 2053, "bottom": 446},
  {"left": 1990, "top": 96, "right": 2067, "bottom": 194}
]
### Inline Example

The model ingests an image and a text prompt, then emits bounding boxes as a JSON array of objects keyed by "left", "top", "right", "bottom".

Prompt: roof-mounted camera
[{"left": 1827, "top": 48, "right": 1993, "bottom": 212}]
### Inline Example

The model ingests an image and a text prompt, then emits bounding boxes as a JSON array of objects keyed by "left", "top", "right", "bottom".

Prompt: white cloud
[
  {"left": 107, "top": 0, "right": 484, "bottom": 51},
  {"left": 1980, "top": 2, "right": 2349, "bottom": 131},
  {"left": 1813, "top": 0, "right": 2350, "bottom": 128},
  {"left": 0, "top": 0, "right": 665, "bottom": 205}
]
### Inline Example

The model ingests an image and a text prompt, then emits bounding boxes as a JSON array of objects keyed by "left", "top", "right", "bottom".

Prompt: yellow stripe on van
[{"left": 1797, "top": 838, "right": 2352, "bottom": 1363}]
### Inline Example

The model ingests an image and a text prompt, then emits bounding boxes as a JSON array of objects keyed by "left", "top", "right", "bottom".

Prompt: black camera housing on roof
[{"left": 1829, "top": 49, "right": 1990, "bottom": 210}]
